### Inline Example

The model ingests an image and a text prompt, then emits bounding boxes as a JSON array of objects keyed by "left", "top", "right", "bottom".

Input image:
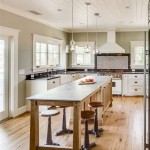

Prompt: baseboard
[{"left": 17, "top": 105, "right": 27, "bottom": 116}]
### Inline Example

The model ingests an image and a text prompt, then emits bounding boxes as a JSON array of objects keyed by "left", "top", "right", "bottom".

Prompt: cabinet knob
[
  {"left": 53, "top": 81, "right": 55, "bottom": 83},
  {"left": 135, "top": 82, "right": 137, "bottom": 83},
  {"left": 135, "top": 76, "right": 137, "bottom": 77},
  {"left": 135, "top": 89, "right": 137, "bottom": 91},
  {"left": 84, "top": 75, "right": 86, "bottom": 77}
]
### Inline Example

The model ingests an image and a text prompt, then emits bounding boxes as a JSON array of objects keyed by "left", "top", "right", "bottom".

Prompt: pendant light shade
[
  {"left": 85, "top": 3, "right": 91, "bottom": 53},
  {"left": 70, "top": 0, "right": 75, "bottom": 52}
]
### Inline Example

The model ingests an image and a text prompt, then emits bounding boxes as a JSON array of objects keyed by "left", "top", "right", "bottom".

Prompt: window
[
  {"left": 48, "top": 44, "right": 60, "bottom": 65},
  {"left": 71, "top": 42, "right": 95, "bottom": 68},
  {"left": 76, "top": 46, "right": 92, "bottom": 65},
  {"left": 33, "top": 34, "right": 62, "bottom": 71},
  {"left": 130, "top": 41, "right": 147, "bottom": 69},
  {"left": 36, "top": 42, "right": 47, "bottom": 66}
]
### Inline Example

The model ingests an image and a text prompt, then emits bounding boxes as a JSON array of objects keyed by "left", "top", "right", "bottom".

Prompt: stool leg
[
  {"left": 89, "top": 108, "right": 103, "bottom": 137},
  {"left": 46, "top": 117, "right": 52, "bottom": 145},
  {"left": 56, "top": 107, "right": 73, "bottom": 136},
  {"left": 46, "top": 117, "right": 60, "bottom": 146},
  {"left": 81, "top": 120, "right": 96, "bottom": 150}
]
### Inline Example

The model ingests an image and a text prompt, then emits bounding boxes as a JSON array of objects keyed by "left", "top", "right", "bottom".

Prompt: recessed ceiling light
[
  {"left": 117, "top": 21, "right": 124, "bottom": 24},
  {"left": 94, "top": 13, "right": 101, "bottom": 17},
  {"left": 126, "top": 6, "right": 130, "bottom": 9},
  {"left": 57, "top": 9, "right": 62, "bottom": 11},
  {"left": 130, "top": 21, "right": 134, "bottom": 23},
  {"left": 28, "top": 10, "right": 42, "bottom": 15}
]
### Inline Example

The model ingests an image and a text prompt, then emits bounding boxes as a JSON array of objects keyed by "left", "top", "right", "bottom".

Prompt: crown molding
[{"left": 0, "top": 4, "right": 69, "bottom": 33}]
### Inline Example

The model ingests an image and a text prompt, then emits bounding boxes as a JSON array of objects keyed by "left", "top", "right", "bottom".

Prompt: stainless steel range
[{"left": 98, "top": 71, "right": 123, "bottom": 95}]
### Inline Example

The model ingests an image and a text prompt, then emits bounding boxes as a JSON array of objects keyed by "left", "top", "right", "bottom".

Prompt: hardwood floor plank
[{"left": 0, "top": 96, "right": 143, "bottom": 150}]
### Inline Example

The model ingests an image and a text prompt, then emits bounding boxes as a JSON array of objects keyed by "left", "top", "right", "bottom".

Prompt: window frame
[
  {"left": 33, "top": 34, "right": 63, "bottom": 72},
  {"left": 130, "top": 41, "right": 147, "bottom": 69},
  {"left": 71, "top": 42, "right": 95, "bottom": 69}
]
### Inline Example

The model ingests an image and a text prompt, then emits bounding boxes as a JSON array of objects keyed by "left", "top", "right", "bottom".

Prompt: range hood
[{"left": 99, "top": 31, "right": 125, "bottom": 53}]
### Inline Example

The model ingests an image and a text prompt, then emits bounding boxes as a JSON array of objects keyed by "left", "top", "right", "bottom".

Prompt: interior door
[
  {"left": 0, "top": 36, "right": 9, "bottom": 121},
  {"left": 144, "top": 30, "right": 150, "bottom": 149}
]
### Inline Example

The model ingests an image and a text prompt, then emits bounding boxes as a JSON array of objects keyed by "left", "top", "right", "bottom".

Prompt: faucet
[{"left": 50, "top": 68, "right": 54, "bottom": 76}]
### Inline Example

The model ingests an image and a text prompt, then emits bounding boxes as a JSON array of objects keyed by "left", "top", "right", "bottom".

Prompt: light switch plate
[{"left": 19, "top": 69, "right": 25, "bottom": 75}]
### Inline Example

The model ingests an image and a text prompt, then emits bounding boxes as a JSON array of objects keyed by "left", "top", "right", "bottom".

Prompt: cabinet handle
[
  {"left": 135, "top": 82, "right": 137, "bottom": 83},
  {"left": 135, "top": 89, "right": 137, "bottom": 91},
  {"left": 53, "top": 81, "right": 55, "bottom": 83}
]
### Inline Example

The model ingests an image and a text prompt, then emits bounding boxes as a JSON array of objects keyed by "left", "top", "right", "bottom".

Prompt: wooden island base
[{"left": 28, "top": 76, "right": 112, "bottom": 150}]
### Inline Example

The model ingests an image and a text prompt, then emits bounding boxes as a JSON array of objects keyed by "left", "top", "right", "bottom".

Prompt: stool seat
[
  {"left": 88, "top": 102, "right": 104, "bottom": 108},
  {"left": 48, "top": 106, "right": 57, "bottom": 110},
  {"left": 81, "top": 110, "right": 95, "bottom": 120},
  {"left": 41, "top": 110, "right": 60, "bottom": 117}
]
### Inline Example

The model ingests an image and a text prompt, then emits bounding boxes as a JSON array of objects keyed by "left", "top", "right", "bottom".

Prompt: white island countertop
[{"left": 27, "top": 76, "right": 112, "bottom": 102}]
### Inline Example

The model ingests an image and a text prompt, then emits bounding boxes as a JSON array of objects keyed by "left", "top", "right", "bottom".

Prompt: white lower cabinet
[
  {"left": 26, "top": 78, "right": 60, "bottom": 111},
  {"left": 59, "top": 74, "right": 72, "bottom": 85},
  {"left": 122, "top": 74, "right": 144, "bottom": 96},
  {"left": 77, "top": 73, "right": 96, "bottom": 79}
]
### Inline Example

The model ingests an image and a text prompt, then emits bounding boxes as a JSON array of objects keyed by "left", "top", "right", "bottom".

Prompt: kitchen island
[{"left": 27, "top": 76, "right": 112, "bottom": 150}]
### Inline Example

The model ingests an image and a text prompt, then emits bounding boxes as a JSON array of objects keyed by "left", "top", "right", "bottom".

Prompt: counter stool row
[{"left": 41, "top": 101, "right": 104, "bottom": 149}]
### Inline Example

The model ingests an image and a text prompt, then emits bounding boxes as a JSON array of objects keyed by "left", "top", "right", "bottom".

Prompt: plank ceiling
[{"left": 0, "top": 0, "right": 149, "bottom": 32}]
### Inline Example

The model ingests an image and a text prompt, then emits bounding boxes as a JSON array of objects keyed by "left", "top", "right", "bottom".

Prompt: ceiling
[{"left": 0, "top": 0, "right": 149, "bottom": 32}]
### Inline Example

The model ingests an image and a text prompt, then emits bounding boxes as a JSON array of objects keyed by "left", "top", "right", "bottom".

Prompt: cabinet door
[
  {"left": 72, "top": 74, "right": 77, "bottom": 81},
  {"left": 60, "top": 75, "right": 72, "bottom": 85},
  {"left": 47, "top": 78, "right": 60, "bottom": 90}
]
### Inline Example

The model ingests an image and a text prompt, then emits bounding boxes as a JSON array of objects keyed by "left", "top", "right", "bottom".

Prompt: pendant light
[
  {"left": 70, "top": 0, "right": 75, "bottom": 52},
  {"left": 85, "top": 3, "right": 91, "bottom": 53},
  {"left": 94, "top": 13, "right": 100, "bottom": 54}
]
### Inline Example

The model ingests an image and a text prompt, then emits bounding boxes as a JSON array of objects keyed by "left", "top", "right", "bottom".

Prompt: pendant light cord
[
  {"left": 95, "top": 14, "right": 98, "bottom": 49},
  {"left": 87, "top": 4, "right": 89, "bottom": 47},
  {"left": 72, "top": 0, "right": 74, "bottom": 41}
]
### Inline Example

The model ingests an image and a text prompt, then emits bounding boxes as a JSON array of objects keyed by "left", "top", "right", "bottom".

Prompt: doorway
[{"left": 0, "top": 36, "right": 9, "bottom": 121}]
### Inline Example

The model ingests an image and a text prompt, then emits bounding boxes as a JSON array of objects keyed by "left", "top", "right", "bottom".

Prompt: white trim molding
[
  {"left": 17, "top": 106, "right": 27, "bottom": 116},
  {"left": 0, "top": 26, "right": 20, "bottom": 117}
]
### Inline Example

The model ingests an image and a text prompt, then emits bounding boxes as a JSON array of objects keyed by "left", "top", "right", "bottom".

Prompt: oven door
[{"left": 112, "top": 78, "right": 122, "bottom": 95}]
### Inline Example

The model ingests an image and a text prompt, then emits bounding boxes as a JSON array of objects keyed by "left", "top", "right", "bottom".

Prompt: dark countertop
[
  {"left": 26, "top": 69, "right": 144, "bottom": 80},
  {"left": 122, "top": 72, "right": 144, "bottom": 74}
]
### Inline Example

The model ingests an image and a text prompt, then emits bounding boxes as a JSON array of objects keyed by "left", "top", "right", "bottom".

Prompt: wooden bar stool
[
  {"left": 88, "top": 102, "right": 104, "bottom": 137},
  {"left": 81, "top": 110, "right": 96, "bottom": 150},
  {"left": 41, "top": 110, "right": 60, "bottom": 146},
  {"left": 56, "top": 106, "right": 73, "bottom": 136}
]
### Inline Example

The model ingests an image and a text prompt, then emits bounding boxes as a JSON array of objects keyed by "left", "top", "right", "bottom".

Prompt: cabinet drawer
[
  {"left": 128, "top": 87, "right": 143, "bottom": 94},
  {"left": 128, "top": 79, "right": 143, "bottom": 86},
  {"left": 47, "top": 78, "right": 60, "bottom": 90},
  {"left": 128, "top": 74, "right": 143, "bottom": 79}
]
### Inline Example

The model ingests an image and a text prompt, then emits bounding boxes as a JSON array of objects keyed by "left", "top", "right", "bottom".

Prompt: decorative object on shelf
[
  {"left": 85, "top": 3, "right": 91, "bottom": 53},
  {"left": 69, "top": 0, "right": 76, "bottom": 52}
]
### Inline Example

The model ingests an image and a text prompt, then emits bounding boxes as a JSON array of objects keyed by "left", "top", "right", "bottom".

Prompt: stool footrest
[
  {"left": 88, "top": 128, "right": 103, "bottom": 137},
  {"left": 45, "top": 142, "right": 60, "bottom": 146},
  {"left": 81, "top": 142, "right": 96, "bottom": 150},
  {"left": 56, "top": 129, "right": 73, "bottom": 136}
]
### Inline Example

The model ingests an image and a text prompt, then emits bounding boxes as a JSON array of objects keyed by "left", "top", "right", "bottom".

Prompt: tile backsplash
[{"left": 97, "top": 56, "right": 129, "bottom": 69}]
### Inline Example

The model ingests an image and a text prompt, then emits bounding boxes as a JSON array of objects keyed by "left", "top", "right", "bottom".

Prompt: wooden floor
[{"left": 0, "top": 96, "right": 144, "bottom": 150}]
